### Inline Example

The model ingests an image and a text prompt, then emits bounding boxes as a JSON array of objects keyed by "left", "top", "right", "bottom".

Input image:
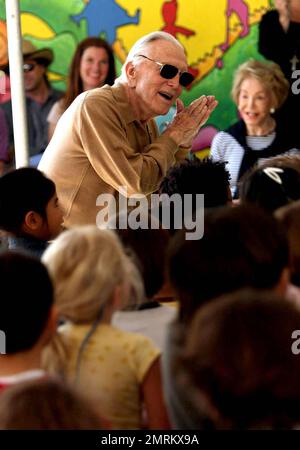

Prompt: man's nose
[
  {"left": 247, "top": 97, "right": 255, "bottom": 108},
  {"left": 167, "top": 74, "right": 181, "bottom": 88},
  {"left": 91, "top": 62, "right": 101, "bottom": 72}
]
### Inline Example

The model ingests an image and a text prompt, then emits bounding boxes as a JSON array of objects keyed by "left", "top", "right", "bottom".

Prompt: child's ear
[
  {"left": 111, "top": 285, "right": 123, "bottom": 310},
  {"left": 39, "top": 306, "right": 58, "bottom": 347},
  {"left": 23, "top": 211, "right": 43, "bottom": 231}
]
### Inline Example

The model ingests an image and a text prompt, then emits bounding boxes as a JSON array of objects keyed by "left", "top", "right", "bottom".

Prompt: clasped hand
[{"left": 164, "top": 95, "right": 218, "bottom": 148}]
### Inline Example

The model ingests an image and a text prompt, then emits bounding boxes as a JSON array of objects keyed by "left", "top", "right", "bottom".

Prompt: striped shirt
[{"left": 211, "top": 131, "right": 278, "bottom": 196}]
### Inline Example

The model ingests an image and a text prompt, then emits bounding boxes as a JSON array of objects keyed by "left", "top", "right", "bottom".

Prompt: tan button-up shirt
[{"left": 39, "top": 82, "right": 185, "bottom": 227}]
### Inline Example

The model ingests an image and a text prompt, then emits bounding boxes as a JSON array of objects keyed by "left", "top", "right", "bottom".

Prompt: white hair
[{"left": 117, "top": 31, "right": 184, "bottom": 82}]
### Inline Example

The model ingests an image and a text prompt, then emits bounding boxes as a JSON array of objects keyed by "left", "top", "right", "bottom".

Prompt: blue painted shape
[
  {"left": 72, "top": 0, "right": 140, "bottom": 44},
  {"left": 155, "top": 106, "right": 176, "bottom": 134}
]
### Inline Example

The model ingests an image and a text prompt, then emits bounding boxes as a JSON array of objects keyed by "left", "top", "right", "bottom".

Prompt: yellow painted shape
[
  {"left": 0, "top": 20, "right": 8, "bottom": 66},
  {"left": 194, "top": 148, "right": 211, "bottom": 160},
  {"left": 112, "top": 40, "right": 128, "bottom": 64},
  {"left": 21, "top": 13, "right": 55, "bottom": 39},
  {"left": 176, "top": 0, "right": 228, "bottom": 64},
  {"left": 184, "top": 0, "right": 270, "bottom": 64},
  {"left": 115, "top": 0, "right": 271, "bottom": 83},
  {"left": 116, "top": 0, "right": 165, "bottom": 52},
  {"left": 48, "top": 71, "right": 65, "bottom": 82},
  {"left": 13, "top": 1, "right": 271, "bottom": 88},
  {"left": 116, "top": 0, "right": 227, "bottom": 62}
]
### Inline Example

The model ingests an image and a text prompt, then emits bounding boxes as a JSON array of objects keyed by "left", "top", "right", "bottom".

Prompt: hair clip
[{"left": 262, "top": 167, "right": 284, "bottom": 185}]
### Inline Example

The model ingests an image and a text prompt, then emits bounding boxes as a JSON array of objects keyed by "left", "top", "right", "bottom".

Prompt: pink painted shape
[
  {"left": 220, "top": 0, "right": 249, "bottom": 52},
  {"left": 191, "top": 125, "right": 218, "bottom": 152}
]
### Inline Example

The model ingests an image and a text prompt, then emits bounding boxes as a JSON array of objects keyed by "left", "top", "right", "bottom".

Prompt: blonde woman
[
  {"left": 42, "top": 226, "right": 169, "bottom": 429},
  {"left": 210, "top": 60, "right": 294, "bottom": 198}
]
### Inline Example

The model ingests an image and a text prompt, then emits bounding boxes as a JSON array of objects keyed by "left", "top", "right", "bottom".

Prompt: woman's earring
[{"left": 270, "top": 107, "right": 275, "bottom": 114}]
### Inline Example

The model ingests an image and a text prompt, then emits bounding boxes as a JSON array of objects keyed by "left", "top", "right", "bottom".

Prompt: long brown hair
[{"left": 61, "top": 37, "right": 116, "bottom": 111}]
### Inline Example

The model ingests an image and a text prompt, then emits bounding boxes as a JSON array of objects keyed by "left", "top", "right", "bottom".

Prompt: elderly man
[
  {"left": 0, "top": 40, "right": 62, "bottom": 165},
  {"left": 39, "top": 31, "right": 217, "bottom": 227}
]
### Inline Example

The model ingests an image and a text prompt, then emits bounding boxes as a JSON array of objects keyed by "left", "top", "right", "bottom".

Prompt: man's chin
[{"left": 156, "top": 105, "right": 172, "bottom": 117}]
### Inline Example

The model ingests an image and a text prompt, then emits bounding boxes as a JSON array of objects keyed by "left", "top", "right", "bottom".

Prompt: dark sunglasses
[
  {"left": 137, "top": 54, "right": 194, "bottom": 87},
  {"left": 23, "top": 63, "right": 37, "bottom": 73}
]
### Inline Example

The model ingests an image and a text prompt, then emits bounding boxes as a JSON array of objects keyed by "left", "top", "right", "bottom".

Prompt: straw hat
[
  {"left": 0, "top": 38, "right": 54, "bottom": 71},
  {"left": 22, "top": 39, "right": 53, "bottom": 66}
]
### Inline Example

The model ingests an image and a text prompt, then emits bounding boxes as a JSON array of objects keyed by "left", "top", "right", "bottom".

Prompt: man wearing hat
[{"left": 0, "top": 39, "right": 63, "bottom": 165}]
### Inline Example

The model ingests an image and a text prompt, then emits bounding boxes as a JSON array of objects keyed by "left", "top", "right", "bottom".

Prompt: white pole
[{"left": 5, "top": 0, "right": 29, "bottom": 168}]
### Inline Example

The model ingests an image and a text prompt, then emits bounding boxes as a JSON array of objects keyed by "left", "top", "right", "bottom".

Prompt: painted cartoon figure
[
  {"left": 161, "top": 0, "right": 198, "bottom": 83},
  {"left": 162, "top": 0, "right": 195, "bottom": 38},
  {"left": 221, "top": 0, "right": 249, "bottom": 51},
  {"left": 72, "top": 0, "right": 140, "bottom": 44}
]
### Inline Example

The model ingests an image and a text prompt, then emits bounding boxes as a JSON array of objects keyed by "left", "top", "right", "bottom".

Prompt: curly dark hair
[{"left": 159, "top": 157, "right": 231, "bottom": 209}]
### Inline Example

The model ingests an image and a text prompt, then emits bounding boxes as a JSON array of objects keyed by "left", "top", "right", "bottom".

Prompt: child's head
[
  {"left": 0, "top": 378, "right": 104, "bottom": 429},
  {"left": 0, "top": 251, "right": 54, "bottom": 354},
  {"left": 275, "top": 200, "right": 300, "bottom": 287},
  {"left": 239, "top": 165, "right": 300, "bottom": 213},
  {"left": 42, "top": 226, "right": 144, "bottom": 323},
  {"left": 175, "top": 288, "right": 300, "bottom": 429},
  {"left": 159, "top": 157, "right": 232, "bottom": 208},
  {"left": 158, "top": 158, "right": 232, "bottom": 234},
  {"left": 168, "top": 204, "right": 289, "bottom": 322},
  {"left": 0, "top": 168, "right": 63, "bottom": 240}
]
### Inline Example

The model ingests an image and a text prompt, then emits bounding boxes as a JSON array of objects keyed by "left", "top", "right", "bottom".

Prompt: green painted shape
[{"left": 20, "top": 0, "right": 86, "bottom": 40}]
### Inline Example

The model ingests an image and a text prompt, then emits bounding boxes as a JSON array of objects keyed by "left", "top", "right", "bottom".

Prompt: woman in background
[
  {"left": 210, "top": 59, "right": 295, "bottom": 198},
  {"left": 47, "top": 37, "right": 116, "bottom": 140}
]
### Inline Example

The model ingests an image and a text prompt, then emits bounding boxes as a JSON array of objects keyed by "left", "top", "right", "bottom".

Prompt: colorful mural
[{"left": 0, "top": 0, "right": 273, "bottom": 154}]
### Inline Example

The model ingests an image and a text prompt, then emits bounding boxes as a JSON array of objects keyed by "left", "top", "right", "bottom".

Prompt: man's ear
[
  {"left": 125, "top": 61, "right": 137, "bottom": 87},
  {"left": 47, "top": 306, "right": 58, "bottom": 335},
  {"left": 39, "top": 306, "right": 58, "bottom": 348},
  {"left": 23, "top": 210, "right": 43, "bottom": 232}
]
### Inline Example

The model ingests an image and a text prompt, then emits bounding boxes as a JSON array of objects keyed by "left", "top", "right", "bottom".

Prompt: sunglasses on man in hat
[{"left": 0, "top": 39, "right": 53, "bottom": 74}]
